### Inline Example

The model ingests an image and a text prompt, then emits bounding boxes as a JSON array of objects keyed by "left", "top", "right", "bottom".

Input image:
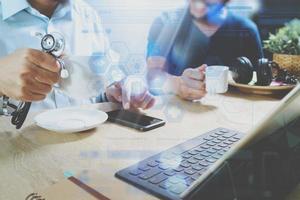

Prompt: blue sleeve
[
  {"left": 146, "top": 10, "right": 183, "bottom": 58},
  {"left": 147, "top": 17, "right": 165, "bottom": 58}
]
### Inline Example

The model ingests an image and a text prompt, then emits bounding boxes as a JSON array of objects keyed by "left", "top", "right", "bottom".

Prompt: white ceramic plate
[{"left": 34, "top": 108, "right": 108, "bottom": 133}]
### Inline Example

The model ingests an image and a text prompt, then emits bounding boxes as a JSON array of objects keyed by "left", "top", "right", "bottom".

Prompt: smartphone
[{"left": 106, "top": 110, "right": 166, "bottom": 131}]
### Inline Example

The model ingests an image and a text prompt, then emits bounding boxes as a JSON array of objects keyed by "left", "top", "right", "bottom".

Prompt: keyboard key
[
  {"left": 218, "top": 136, "right": 227, "bottom": 141},
  {"left": 173, "top": 166, "right": 185, "bottom": 172},
  {"left": 147, "top": 161, "right": 159, "bottom": 167},
  {"left": 194, "top": 154, "right": 205, "bottom": 160},
  {"left": 138, "top": 169, "right": 161, "bottom": 180},
  {"left": 188, "top": 150, "right": 199, "bottom": 155},
  {"left": 223, "top": 132, "right": 236, "bottom": 138},
  {"left": 207, "top": 148, "right": 217, "bottom": 154},
  {"left": 192, "top": 165, "right": 203, "bottom": 171},
  {"left": 199, "top": 161, "right": 210, "bottom": 167},
  {"left": 200, "top": 151, "right": 211, "bottom": 157},
  {"left": 182, "top": 153, "right": 192, "bottom": 159},
  {"left": 187, "top": 158, "right": 199, "bottom": 164},
  {"left": 164, "top": 170, "right": 176, "bottom": 176},
  {"left": 212, "top": 146, "right": 222, "bottom": 151},
  {"left": 203, "top": 135, "right": 215, "bottom": 140},
  {"left": 170, "top": 183, "right": 188, "bottom": 195},
  {"left": 180, "top": 162, "right": 191, "bottom": 168},
  {"left": 168, "top": 177, "right": 181, "bottom": 184},
  {"left": 159, "top": 164, "right": 170, "bottom": 170},
  {"left": 212, "top": 138, "right": 222, "bottom": 144},
  {"left": 138, "top": 165, "right": 151, "bottom": 171},
  {"left": 210, "top": 132, "right": 220, "bottom": 137},
  {"left": 206, "top": 157, "right": 217, "bottom": 163},
  {"left": 184, "top": 168, "right": 197, "bottom": 175},
  {"left": 200, "top": 144, "right": 210, "bottom": 149},
  {"left": 149, "top": 174, "right": 168, "bottom": 184},
  {"left": 194, "top": 147, "right": 205, "bottom": 152},
  {"left": 159, "top": 180, "right": 172, "bottom": 189},
  {"left": 129, "top": 169, "right": 142, "bottom": 176},
  {"left": 206, "top": 141, "right": 216, "bottom": 146},
  {"left": 218, "top": 143, "right": 228, "bottom": 148}
]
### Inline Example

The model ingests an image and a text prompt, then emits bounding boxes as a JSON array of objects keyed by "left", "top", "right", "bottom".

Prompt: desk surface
[{"left": 0, "top": 91, "right": 299, "bottom": 200}]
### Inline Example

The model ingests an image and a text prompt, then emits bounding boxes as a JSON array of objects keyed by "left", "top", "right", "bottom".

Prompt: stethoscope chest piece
[{"left": 41, "top": 32, "right": 65, "bottom": 58}]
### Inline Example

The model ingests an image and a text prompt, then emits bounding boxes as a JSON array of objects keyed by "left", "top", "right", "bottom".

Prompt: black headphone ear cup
[
  {"left": 256, "top": 58, "right": 273, "bottom": 86},
  {"left": 230, "top": 57, "right": 254, "bottom": 84}
]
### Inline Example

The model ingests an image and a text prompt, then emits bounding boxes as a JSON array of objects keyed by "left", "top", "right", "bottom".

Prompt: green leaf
[{"left": 263, "top": 19, "right": 300, "bottom": 55}]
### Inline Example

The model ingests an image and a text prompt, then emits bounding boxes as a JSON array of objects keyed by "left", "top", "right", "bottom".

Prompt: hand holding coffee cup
[{"left": 175, "top": 65, "right": 207, "bottom": 100}]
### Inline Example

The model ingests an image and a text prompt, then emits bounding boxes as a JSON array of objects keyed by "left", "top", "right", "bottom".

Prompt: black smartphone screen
[{"left": 106, "top": 110, "right": 165, "bottom": 131}]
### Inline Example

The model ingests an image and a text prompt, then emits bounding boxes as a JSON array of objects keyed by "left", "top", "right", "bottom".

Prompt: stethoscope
[{"left": 4, "top": 32, "right": 68, "bottom": 129}]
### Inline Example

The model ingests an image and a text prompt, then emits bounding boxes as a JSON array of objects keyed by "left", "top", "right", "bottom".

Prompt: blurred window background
[{"left": 85, "top": 0, "right": 300, "bottom": 61}]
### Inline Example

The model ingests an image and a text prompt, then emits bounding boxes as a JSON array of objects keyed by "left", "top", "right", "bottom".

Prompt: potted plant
[{"left": 264, "top": 19, "right": 300, "bottom": 78}]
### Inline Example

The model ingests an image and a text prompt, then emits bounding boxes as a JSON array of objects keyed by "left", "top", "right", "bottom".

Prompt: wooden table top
[{"left": 0, "top": 91, "right": 299, "bottom": 200}]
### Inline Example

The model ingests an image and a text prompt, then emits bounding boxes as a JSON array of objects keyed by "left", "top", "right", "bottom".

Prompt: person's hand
[
  {"left": 106, "top": 77, "right": 155, "bottom": 110},
  {"left": 174, "top": 64, "right": 207, "bottom": 100},
  {"left": 0, "top": 49, "right": 60, "bottom": 101}
]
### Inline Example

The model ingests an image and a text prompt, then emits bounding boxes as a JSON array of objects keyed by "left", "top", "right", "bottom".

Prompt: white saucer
[{"left": 34, "top": 108, "right": 108, "bottom": 133}]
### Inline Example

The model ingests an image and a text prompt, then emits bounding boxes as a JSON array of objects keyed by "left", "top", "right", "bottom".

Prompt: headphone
[{"left": 230, "top": 57, "right": 273, "bottom": 86}]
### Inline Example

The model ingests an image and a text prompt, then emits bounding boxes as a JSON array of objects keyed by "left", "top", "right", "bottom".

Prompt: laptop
[{"left": 115, "top": 84, "right": 300, "bottom": 200}]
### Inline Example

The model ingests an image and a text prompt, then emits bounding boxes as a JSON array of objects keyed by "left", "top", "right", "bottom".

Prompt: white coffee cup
[{"left": 205, "top": 65, "right": 229, "bottom": 94}]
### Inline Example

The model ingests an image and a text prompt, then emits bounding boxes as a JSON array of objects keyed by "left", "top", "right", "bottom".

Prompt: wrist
[{"left": 95, "top": 91, "right": 109, "bottom": 103}]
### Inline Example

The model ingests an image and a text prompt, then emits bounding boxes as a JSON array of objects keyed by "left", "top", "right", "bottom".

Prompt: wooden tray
[
  {"left": 229, "top": 81, "right": 296, "bottom": 95},
  {"left": 228, "top": 73, "right": 296, "bottom": 95}
]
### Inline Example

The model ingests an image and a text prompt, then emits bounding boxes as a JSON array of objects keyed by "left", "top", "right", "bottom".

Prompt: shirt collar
[
  {"left": 1, "top": 0, "right": 73, "bottom": 21},
  {"left": 1, "top": 0, "right": 30, "bottom": 20},
  {"left": 52, "top": 0, "right": 73, "bottom": 20}
]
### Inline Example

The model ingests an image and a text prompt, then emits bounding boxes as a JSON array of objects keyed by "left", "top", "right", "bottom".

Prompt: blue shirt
[
  {"left": 147, "top": 8, "right": 264, "bottom": 76},
  {"left": 0, "top": 0, "right": 122, "bottom": 111}
]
